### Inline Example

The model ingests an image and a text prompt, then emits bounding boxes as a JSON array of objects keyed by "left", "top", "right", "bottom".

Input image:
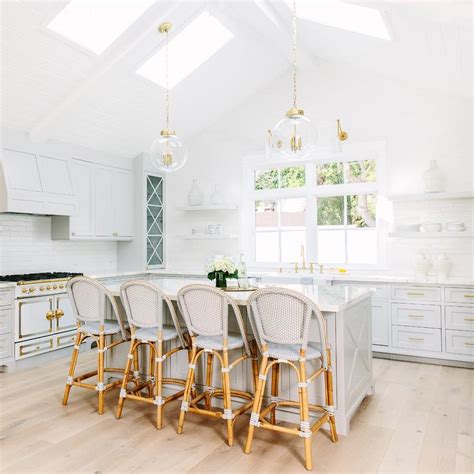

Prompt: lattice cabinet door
[{"left": 146, "top": 174, "right": 164, "bottom": 268}]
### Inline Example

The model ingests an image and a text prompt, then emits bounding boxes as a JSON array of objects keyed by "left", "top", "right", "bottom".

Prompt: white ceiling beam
[{"left": 28, "top": 1, "right": 200, "bottom": 143}]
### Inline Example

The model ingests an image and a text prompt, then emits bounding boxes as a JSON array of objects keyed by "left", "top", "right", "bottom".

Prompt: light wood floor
[{"left": 0, "top": 352, "right": 472, "bottom": 473}]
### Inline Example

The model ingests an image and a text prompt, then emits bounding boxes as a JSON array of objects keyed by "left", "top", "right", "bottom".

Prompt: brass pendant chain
[
  {"left": 292, "top": 0, "right": 297, "bottom": 109},
  {"left": 165, "top": 28, "right": 170, "bottom": 131}
]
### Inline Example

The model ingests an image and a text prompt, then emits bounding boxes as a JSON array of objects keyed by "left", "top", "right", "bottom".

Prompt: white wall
[
  {"left": 165, "top": 60, "right": 473, "bottom": 276},
  {"left": 0, "top": 213, "right": 117, "bottom": 275}
]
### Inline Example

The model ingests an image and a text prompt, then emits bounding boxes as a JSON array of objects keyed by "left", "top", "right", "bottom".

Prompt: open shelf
[
  {"left": 388, "top": 191, "right": 474, "bottom": 202},
  {"left": 389, "top": 232, "right": 473, "bottom": 239},
  {"left": 177, "top": 234, "right": 239, "bottom": 240},
  {"left": 177, "top": 205, "right": 239, "bottom": 211}
]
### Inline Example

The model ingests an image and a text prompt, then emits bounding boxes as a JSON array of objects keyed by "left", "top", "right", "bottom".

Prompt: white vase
[
  {"left": 210, "top": 184, "right": 224, "bottom": 205},
  {"left": 187, "top": 179, "right": 203, "bottom": 206},
  {"left": 433, "top": 253, "right": 450, "bottom": 279},
  {"left": 423, "top": 160, "right": 444, "bottom": 193},
  {"left": 415, "top": 253, "right": 432, "bottom": 277}
]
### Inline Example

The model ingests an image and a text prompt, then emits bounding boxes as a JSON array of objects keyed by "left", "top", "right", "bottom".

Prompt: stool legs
[
  {"left": 244, "top": 353, "right": 269, "bottom": 454},
  {"left": 270, "top": 363, "right": 280, "bottom": 424},
  {"left": 62, "top": 330, "right": 83, "bottom": 405},
  {"left": 116, "top": 340, "right": 136, "bottom": 419},
  {"left": 298, "top": 352, "right": 312, "bottom": 471},
  {"left": 97, "top": 330, "right": 105, "bottom": 415},
  {"left": 205, "top": 352, "right": 214, "bottom": 410},
  {"left": 177, "top": 343, "right": 198, "bottom": 434},
  {"left": 325, "top": 349, "right": 338, "bottom": 443},
  {"left": 155, "top": 340, "right": 164, "bottom": 429},
  {"left": 222, "top": 347, "right": 233, "bottom": 446}
]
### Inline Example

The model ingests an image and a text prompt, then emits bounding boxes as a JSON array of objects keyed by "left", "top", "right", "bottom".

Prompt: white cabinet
[
  {"left": 94, "top": 165, "right": 115, "bottom": 237},
  {"left": 372, "top": 300, "right": 389, "bottom": 346},
  {"left": 113, "top": 169, "right": 134, "bottom": 237},
  {"left": 52, "top": 162, "right": 134, "bottom": 241},
  {"left": 70, "top": 160, "right": 93, "bottom": 237}
]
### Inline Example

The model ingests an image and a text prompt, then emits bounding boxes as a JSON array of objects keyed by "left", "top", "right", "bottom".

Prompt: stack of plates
[{"left": 445, "top": 222, "right": 466, "bottom": 232}]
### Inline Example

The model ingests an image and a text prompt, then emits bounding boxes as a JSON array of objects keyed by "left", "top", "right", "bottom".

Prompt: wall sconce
[{"left": 337, "top": 119, "right": 348, "bottom": 141}]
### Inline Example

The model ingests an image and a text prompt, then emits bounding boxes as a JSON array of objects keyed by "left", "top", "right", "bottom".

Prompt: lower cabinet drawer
[
  {"left": 15, "top": 335, "right": 54, "bottom": 360},
  {"left": 0, "top": 334, "right": 13, "bottom": 359},
  {"left": 392, "top": 326, "right": 441, "bottom": 352},
  {"left": 391, "top": 285, "right": 441, "bottom": 302},
  {"left": 56, "top": 331, "right": 77, "bottom": 349},
  {"left": 446, "top": 329, "right": 474, "bottom": 356},
  {"left": 445, "top": 306, "right": 474, "bottom": 331},
  {"left": 372, "top": 301, "right": 389, "bottom": 346},
  {"left": 0, "top": 289, "right": 13, "bottom": 306},
  {"left": 392, "top": 303, "right": 441, "bottom": 328},
  {"left": 444, "top": 287, "right": 474, "bottom": 305}
]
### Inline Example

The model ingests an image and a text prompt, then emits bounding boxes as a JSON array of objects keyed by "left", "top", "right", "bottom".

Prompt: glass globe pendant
[
  {"left": 271, "top": 0, "right": 316, "bottom": 159},
  {"left": 151, "top": 22, "right": 188, "bottom": 173}
]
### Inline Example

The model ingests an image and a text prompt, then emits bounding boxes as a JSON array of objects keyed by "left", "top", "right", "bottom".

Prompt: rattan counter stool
[
  {"left": 176, "top": 284, "right": 258, "bottom": 446},
  {"left": 116, "top": 280, "right": 190, "bottom": 429},
  {"left": 244, "top": 287, "right": 338, "bottom": 471},
  {"left": 62, "top": 276, "right": 132, "bottom": 415}
]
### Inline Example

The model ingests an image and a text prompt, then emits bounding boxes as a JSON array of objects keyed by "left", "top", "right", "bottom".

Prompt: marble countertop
[{"left": 104, "top": 277, "right": 373, "bottom": 313}]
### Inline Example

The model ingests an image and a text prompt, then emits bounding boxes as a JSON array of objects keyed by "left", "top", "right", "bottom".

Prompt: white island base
[{"left": 106, "top": 279, "right": 374, "bottom": 436}]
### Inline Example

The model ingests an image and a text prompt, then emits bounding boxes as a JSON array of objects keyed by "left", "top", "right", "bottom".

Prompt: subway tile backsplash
[{"left": 0, "top": 214, "right": 117, "bottom": 275}]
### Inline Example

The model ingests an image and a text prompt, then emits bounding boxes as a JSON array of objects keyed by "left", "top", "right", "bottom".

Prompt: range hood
[{"left": 0, "top": 148, "right": 76, "bottom": 216}]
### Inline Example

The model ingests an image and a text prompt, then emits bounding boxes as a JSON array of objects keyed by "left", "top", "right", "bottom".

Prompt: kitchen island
[{"left": 104, "top": 277, "right": 374, "bottom": 435}]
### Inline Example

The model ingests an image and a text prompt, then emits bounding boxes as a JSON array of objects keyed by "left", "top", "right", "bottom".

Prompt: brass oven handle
[
  {"left": 55, "top": 309, "right": 65, "bottom": 319},
  {"left": 46, "top": 311, "right": 56, "bottom": 321}
]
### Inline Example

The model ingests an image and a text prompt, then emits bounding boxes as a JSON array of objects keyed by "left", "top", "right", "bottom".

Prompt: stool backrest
[
  {"left": 177, "top": 284, "right": 250, "bottom": 355},
  {"left": 67, "top": 276, "right": 126, "bottom": 338},
  {"left": 247, "top": 287, "right": 328, "bottom": 367},
  {"left": 120, "top": 280, "right": 186, "bottom": 347}
]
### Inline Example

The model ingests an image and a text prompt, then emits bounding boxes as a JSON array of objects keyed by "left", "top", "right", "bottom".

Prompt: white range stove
[{"left": 0, "top": 272, "right": 82, "bottom": 359}]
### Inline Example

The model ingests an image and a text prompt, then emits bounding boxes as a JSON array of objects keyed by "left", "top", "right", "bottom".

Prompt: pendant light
[
  {"left": 151, "top": 22, "right": 188, "bottom": 173},
  {"left": 270, "top": 0, "right": 316, "bottom": 159}
]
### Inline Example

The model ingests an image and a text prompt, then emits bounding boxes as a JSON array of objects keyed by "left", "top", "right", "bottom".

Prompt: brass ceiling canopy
[{"left": 158, "top": 22, "right": 172, "bottom": 34}]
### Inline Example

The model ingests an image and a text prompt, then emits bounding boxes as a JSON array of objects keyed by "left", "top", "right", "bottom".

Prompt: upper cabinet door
[
  {"left": 37, "top": 155, "right": 73, "bottom": 196},
  {"left": 114, "top": 169, "right": 134, "bottom": 237},
  {"left": 70, "top": 161, "right": 93, "bottom": 237},
  {"left": 94, "top": 166, "right": 114, "bottom": 237},
  {"left": 2, "top": 149, "right": 42, "bottom": 192}
]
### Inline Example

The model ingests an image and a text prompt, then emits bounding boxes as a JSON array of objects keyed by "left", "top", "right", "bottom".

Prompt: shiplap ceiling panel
[{"left": 1, "top": 0, "right": 472, "bottom": 158}]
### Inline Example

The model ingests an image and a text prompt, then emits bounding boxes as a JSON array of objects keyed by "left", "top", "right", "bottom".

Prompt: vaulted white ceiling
[{"left": 1, "top": 1, "right": 472, "bottom": 159}]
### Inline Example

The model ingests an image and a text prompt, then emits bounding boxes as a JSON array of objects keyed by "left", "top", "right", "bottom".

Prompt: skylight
[
  {"left": 136, "top": 11, "right": 234, "bottom": 89},
  {"left": 285, "top": 0, "right": 391, "bottom": 41},
  {"left": 47, "top": 0, "right": 156, "bottom": 54}
]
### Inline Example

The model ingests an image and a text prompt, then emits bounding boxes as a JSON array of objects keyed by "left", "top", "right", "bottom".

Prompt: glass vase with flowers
[{"left": 207, "top": 256, "right": 238, "bottom": 288}]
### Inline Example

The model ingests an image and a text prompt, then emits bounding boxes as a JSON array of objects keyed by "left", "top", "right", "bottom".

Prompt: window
[
  {"left": 47, "top": 0, "right": 155, "bottom": 54},
  {"left": 284, "top": 0, "right": 391, "bottom": 41},
  {"left": 246, "top": 150, "right": 382, "bottom": 268},
  {"left": 146, "top": 174, "right": 164, "bottom": 268},
  {"left": 137, "top": 11, "right": 234, "bottom": 88},
  {"left": 255, "top": 199, "right": 306, "bottom": 263}
]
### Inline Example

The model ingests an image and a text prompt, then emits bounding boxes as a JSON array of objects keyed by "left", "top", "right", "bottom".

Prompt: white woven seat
[
  {"left": 195, "top": 333, "right": 246, "bottom": 351},
  {"left": 80, "top": 321, "right": 122, "bottom": 335},
  {"left": 244, "top": 287, "right": 338, "bottom": 470},
  {"left": 266, "top": 341, "right": 322, "bottom": 361},
  {"left": 117, "top": 280, "right": 188, "bottom": 430},
  {"left": 63, "top": 277, "right": 129, "bottom": 415},
  {"left": 133, "top": 326, "right": 179, "bottom": 342},
  {"left": 177, "top": 284, "right": 256, "bottom": 446}
]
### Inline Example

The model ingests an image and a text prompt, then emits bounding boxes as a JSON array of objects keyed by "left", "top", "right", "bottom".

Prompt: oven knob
[
  {"left": 21, "top": 288, "right": 27, "bottom": 294},
  {"left": 40, "top": 286, "right": 45, "bottom": 291},
  {"left": 59, "top": 284, "right": 64, "bottom": 289},
  {"left": 46, "top": 286, "right": 51, "bottom": 290},
  {"left": 53, "top": 285, "right": 58, "bottom": 290},
  {"left": 28, "top": 287, "right": 36, "bottom": 293}
]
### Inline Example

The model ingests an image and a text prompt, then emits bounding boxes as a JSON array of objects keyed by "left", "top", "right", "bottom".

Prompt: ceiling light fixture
[
  {"left": 150, "top": 22, "right": 187, "bottom": 173},
  {"left": 337, "top": 119, "right": 348, "bottom": 141},
  {"left": 269, "top": 0, "right": 316, "bottom": 159}
]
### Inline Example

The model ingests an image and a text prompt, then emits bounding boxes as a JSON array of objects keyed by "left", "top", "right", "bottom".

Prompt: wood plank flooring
[{"left": 0, "top": 353, "right": 472, "bottom": 473}]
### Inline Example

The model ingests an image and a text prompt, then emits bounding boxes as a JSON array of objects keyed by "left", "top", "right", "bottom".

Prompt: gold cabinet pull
[
  {"left": 409, "top": 314, "right": 424, "bottom": 319},
  {"left": 55, "top": 309, "right": 65, "bottom": 319},
  {"left": 408, "top": 336, "right": 424, "bottom": 341},
  {"left": 45, "top": 311, "right": 55, "bottom": 321},
  {"left": 465, "top": 341, "right": 474, "bottom": 346},
  {"left": 407, "top": 292, "right": 424, "bottom": 296},
  {"left": 463, "top": 294, "right": 474, "bottom": 298},
  {"left": 464, "top": 318, "right": 474, "bottom": 322}
]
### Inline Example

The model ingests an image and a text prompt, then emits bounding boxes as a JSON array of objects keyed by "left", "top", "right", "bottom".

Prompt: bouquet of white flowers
[{"left": 207, "top": 256, "right": 238, "bottom": 288}]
